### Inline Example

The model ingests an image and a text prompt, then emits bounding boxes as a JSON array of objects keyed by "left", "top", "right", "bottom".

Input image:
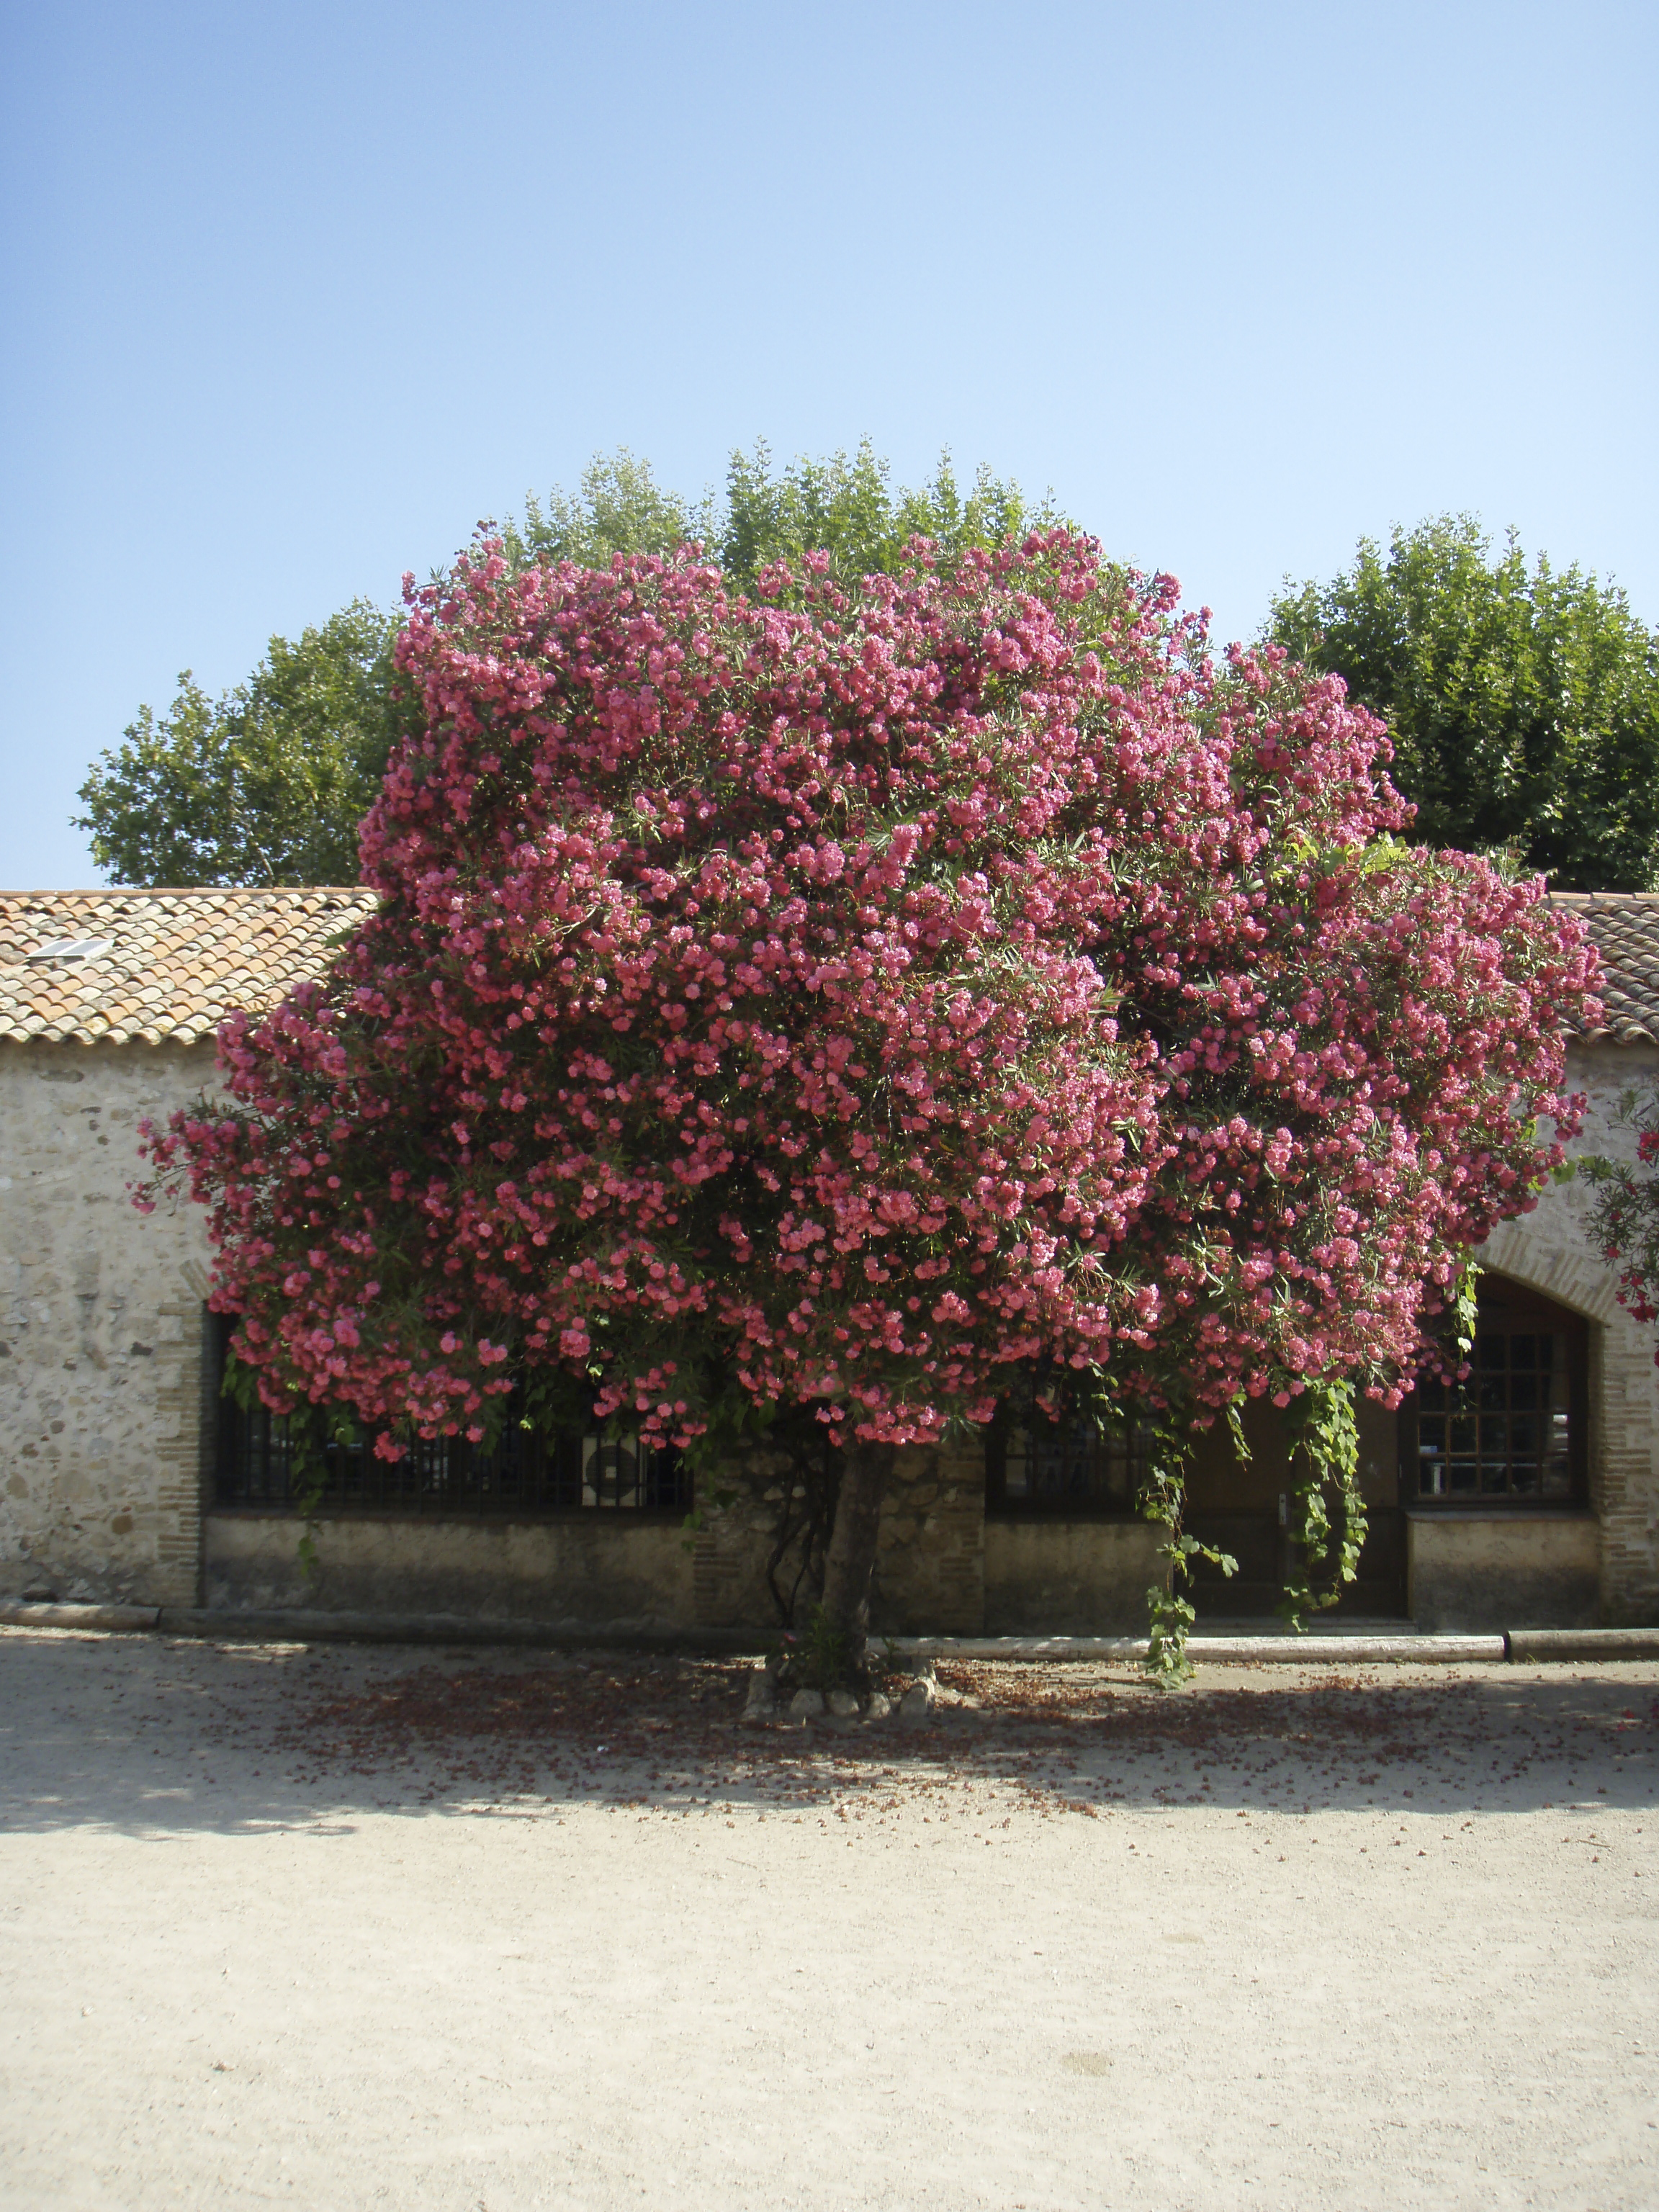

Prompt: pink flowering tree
[
  {"left": 142, "top": 533, "right": 1596, "bottom": 1676},
  {"left": 1580, "top": 1110, "right": 1659, "bottom": 1339}
]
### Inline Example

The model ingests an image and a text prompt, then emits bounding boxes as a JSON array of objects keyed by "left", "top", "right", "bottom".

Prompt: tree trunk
[{"left": 817, "top": 1437, "right": 895, "bottom": 1673}]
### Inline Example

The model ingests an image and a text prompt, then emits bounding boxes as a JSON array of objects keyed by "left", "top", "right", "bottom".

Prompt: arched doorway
[
  {"left": 984, "top": 1267, "right": 1596, "bottom": 1625},
  {"left": 1184, "top": 1267, "right": 1588, "bottom": 1619},
  {"left": 1398, "top": 1273, "right": 1589, "bottom": 1507}
]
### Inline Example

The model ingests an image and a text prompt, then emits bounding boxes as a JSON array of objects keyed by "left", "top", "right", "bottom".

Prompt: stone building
[
  {"left": 0, "top": 889, "right": 377, "bottom": 1611},
  {"left": 4, "top": 886, "right": 1658, "bottom": 1635}
]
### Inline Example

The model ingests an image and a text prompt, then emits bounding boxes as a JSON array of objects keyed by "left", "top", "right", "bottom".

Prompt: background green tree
[
  {"left": 507, "top": 439, "right": 1043, "bottom": 585},
  {"left": 81, "top": 444, "right": 1048, "bottom": 888},
  {"left": 508, "top": 448, "right": 709, "bottom": 572},
  {"left": 714, "top": 439, "right": 1040, "bottom": 586},
  {"left": 75, "top": 600, "right": 413, "bottom": 886},
  {"left": 1267, "top": 516, "right": 1659, "bottom": 890}
]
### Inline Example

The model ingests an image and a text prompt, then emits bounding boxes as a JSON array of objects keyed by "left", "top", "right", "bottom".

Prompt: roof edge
[{"left": 0, "top": 885, "right": 373, "bottom": 899}]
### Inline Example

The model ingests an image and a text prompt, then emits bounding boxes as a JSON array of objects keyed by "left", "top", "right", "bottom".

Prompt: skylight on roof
[{"left": 27, "top": 936, "right": 114, "bottom": 964}]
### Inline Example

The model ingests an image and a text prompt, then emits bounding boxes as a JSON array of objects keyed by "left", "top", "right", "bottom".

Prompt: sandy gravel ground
[{"left": 1, "top": 1630, "right": 1656, "bottom": 2212}]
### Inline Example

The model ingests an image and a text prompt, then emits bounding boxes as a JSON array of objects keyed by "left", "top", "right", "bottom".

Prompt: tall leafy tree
[
  {"left": 508, "top": 439, "right": 1043, "bottom": 586},
  {"left": 508, "top": 448, "right": 709, "bottom": 573},
  {"left": 716, "top": 439, "right": 1040, "bottom": 587},
  {"left": 1268, "top": 516, "right": 1659, "bottom": 889},
  {"left": 76, "top": 601, "right": 414, "bottom": 886},
  {"left": 84, "top": 446, "right": 1045, "bottom": 888}
]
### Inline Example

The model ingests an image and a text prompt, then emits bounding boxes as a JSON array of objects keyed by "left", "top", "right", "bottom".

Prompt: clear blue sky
[{"left": 2, "top": 0, "right": 1654, "bottom": 888}]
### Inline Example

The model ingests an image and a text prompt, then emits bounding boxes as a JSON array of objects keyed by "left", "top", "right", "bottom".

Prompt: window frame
[
  {"left": 1398, "top": 1282, "right": 1590, "bottom": 1511},
  {"left": 208, "top": 1316, "right": 689, "bottom": 1521},
  {"left": 984, "top": 1393, "right": 1148, "bottom": 1520}
]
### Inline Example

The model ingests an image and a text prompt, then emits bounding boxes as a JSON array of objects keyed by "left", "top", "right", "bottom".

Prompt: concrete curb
[
  {"left": 151, "top": 1609, "right": 769, "bottom": 1655},
  {"left": 1506, "top": 1627, "right": 1659, "bottom": 1663},
  {"left": 0, "top": 1601, "right": 160, "bottom": 1632},
  {"left": 888, "top": 1633, "right": 1507, "bottom": 1665},
  {"left": 3, "top": 1607, "right": 1653, "bottom": 1667},
  {"left": 890, "top": 1635, "right": 1147, "bottom": 1663},
  {"left": 0, "top": 1603, "right": 760, "bottom": 1652},
  {"left": 1195, "top": 1635, "right": 1505, "bottom": 1664}
]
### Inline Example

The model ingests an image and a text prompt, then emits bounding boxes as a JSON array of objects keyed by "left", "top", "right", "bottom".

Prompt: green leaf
[{"left": 1266, "top": 515, "right": 1659, "bottom": 891}]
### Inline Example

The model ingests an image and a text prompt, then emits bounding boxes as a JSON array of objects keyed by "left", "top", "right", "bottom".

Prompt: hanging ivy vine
[
  {"left": 1277, "top": 1380, "right": 1364, "bottom": 1629},
  {"left": 1137, "top": 1401, "right": 1239, "bottom": 1685}
]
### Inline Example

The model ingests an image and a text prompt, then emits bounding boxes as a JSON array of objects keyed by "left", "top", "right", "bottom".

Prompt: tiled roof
[
  {"left": 1551, "top": 894, "right": 1659, "bottom": 1048},
  {"left": 1, "top": 883, "right": 1655, "bottom": 1051},
  {"left": 0, "top": 888, "right": 379, "bottom": 1046}
]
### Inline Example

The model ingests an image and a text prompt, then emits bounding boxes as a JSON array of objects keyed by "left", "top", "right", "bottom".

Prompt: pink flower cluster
[
  {"left": 1583, "top": 1124, "right": 1659, "bottom": 1336},
  {"left": 142, "top": 534, "right": 1599, "bottom": 1449}
]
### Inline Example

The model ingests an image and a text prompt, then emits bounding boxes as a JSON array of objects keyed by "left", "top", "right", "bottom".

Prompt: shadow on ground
[{"left": 1, "top": 1629, "right": 1655, "bottom": 1838}]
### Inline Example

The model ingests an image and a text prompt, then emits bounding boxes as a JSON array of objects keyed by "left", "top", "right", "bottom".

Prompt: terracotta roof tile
[
  {"left": 4, "top": 882, "right": 1655, "bottom": 1053},
  {"left": 1550, "top": 894, "right": 1659, "bottom": 1048},
  {"left": 0, "top": 887, "right": 379, "bottom": 1047}
]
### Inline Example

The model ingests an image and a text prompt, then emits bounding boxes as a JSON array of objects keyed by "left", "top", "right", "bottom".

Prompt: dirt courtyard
[{"left": 1, "top": 1631, "right": 1655, "bottom": 2212}]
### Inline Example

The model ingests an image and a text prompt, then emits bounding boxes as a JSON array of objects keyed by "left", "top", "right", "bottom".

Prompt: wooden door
[{"left": 1184, "top": 1395, "right": 1408, "bottom": 1621}]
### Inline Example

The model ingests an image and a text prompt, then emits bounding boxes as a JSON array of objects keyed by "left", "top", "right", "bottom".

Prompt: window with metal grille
[
  {"left": 210, "top": 1325, "right": 687, "bottom": 1516},
  {"left": 986, "top": 1397, "right": 1146, "bottom": 1515},
  {"left": 1405, "top": 1292, "right": 1587, "bottom": 1505}
]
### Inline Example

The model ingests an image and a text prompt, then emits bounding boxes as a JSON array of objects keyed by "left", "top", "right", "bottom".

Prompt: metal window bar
[
  {"left": 1413, "top": 1329, "right": 1575, "bottom": 1501},
  {"left": 213, "top": 1372, "right": 687, "bottom": 1516},
  {"left": 988, "top": 1396, "right": 1147, "bottom": 1514}
]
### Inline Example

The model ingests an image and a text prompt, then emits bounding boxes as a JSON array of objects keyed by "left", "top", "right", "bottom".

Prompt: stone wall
[
  {"left": 871, "top": 1440, "right": 986, "bottom": 1634},
  {"left": 207, "top": 1435, "right": 991, "bottom": 1637},
  {"left": 207, "top": 1511, "right": 695, "bottom": 1629},
  {"left": 1406, "top": 1511, "right": 1601, "bottom": 1632},
  {"left": 7, "top": 1030, "right": 1657, "bottom": 1634},
  {"left": 1478, "top": 1037, "right": 1659, "bottom": 1624},
  {"left": 0, "top": 1040, "right": 216, "bottom": 1607},
  {"left": 984, "top": 1519, "right": 1162, "bottom": 1633},
  {"left": 688, "top": 1444, "right": 802, "bottom": 1633}
]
